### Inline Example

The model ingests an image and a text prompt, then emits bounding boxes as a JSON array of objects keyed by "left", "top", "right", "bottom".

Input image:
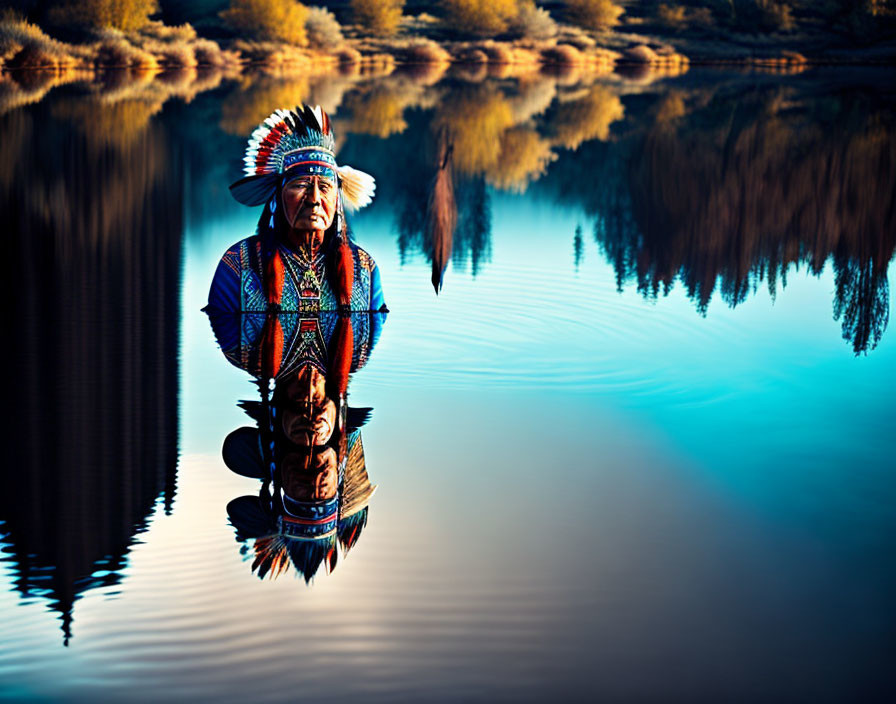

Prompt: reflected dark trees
[
  {"left": 544, "top": 81, "right": 896, "bottom": 354},
  {"left": 574, "top": 225, "right": 584, "bottom": 271},
  {"left": 834, "top": 256, "right": 890, "bottom": 354},
  {"left": 0, "top": 98, "right": 181, "bottom": 643},
  {"left": 455, "top": 177, "right": 492, "bottom": 278}
]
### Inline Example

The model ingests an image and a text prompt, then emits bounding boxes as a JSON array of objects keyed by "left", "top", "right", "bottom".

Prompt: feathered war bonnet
[{"left": 229, "top": 104, "right": 375, "bottom": 217}]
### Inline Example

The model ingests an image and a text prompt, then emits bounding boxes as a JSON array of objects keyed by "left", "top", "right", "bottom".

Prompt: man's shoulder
[
  {"left": 222, "top": 234, "right": 261, "bottom": 257},
  {"left": 219, "top": 235, "right": 261, "bottom": 270},
  {"left": 350, "top": 241, "right": 377, "bottom": 271}
]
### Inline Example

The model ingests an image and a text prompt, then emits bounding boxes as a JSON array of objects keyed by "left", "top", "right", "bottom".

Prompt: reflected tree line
[
  {"left": 545, "top": 81, "right": 895, "bottom": 353},
  {"left": 0, "top": 96, "right": 180, "bottom": 643},
  {"left": 330, "top": 71, "right": 894, "bottom": 353}
]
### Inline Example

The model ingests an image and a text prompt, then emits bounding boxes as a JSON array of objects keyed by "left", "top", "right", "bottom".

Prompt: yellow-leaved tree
[
  {"left": 549, "top": 85, "right": 624, "bottom": 149},
  {"left": 565, "top": 0, "right": 623, "bottom": 31},
  {"left": 52, "top": 0, "right": 159, "bottom": 32},
  {"left": 220, "top": 0, "right": 308, "bottom": 45},
  {"left": 489, "top": 128, "right": 556, "bottom": 192},
  {"left": 441, "top": 0, "right": 520, "bottom": 37},
  {"left": 434, "top": 88, "right": 515, "bottom": 174},
  {"left": 351, "top": 0, "right": 404, "bottom": 37}
]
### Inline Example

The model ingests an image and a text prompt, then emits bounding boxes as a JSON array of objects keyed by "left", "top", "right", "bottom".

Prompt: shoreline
[{"left": 3, "top": 14, "right": 895, "bottom": 76}]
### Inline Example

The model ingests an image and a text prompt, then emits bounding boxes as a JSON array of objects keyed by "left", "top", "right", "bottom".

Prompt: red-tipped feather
[{"left": 342, "top": 525, "right": 360, "bottom": 551}]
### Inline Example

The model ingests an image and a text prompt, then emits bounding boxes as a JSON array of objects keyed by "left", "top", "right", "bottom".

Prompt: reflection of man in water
[
  {"left": 206, "top": 104, "right": 386, "bottom": 327},
  {"left": 275, "top": 364, "right": 339, "bottom": 500},
  {"left": 281, "top": 446, "right": 338, "bottom": 500},
  {"left": 276, "top": 365, "right": 336, "bottom": 447},
  {"left": 223, "top": 369, "right": 376, "bottom": 581}
]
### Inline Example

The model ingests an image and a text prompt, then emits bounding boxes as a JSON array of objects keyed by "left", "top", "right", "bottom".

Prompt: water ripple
[{"left": 365, "top": 259, "right": 747, "bottom": 400}]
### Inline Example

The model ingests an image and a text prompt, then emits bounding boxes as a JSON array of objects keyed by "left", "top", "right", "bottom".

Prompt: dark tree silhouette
[
  {"left": 0, "top": 96, "right": 180, "bottom": 644},
  {"left": 833, "top": 255, "right": 890, "bottom": 355}
]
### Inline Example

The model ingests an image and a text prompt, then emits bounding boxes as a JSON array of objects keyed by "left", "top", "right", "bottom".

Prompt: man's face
[
  {"left": 280, "top": 366, "right": 336, "bottom": 446},
  {"left": 281, "top": 174, "right": 337, "bottom": 232},
  {"left": 282, "top": 446, "right": 338, "bottom": 500}
]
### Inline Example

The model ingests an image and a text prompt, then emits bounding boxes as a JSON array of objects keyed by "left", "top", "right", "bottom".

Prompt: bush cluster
[
  {"left": 47, "top": 0, "right": 158, "bottom": 33},
  {"left": 305, "top": 6, "right": 343, "bottom": 48},
  {"left": 564, "top": 0, "right": 624, "bottom": 31},
  {"left": 440, "top": 0, "right": 520, "bottom": 37},
  {"left": 512, "top": 1, "right": 559, "bottom": 39},
  {"left": 351, "top": 0, "right": 404, "bottom": 37},
  {"left": 0, "top": 12, "right": 81, "bottom": 69},
  {"left": 220, "top": 0, "right": 308, "bottom": 45}
]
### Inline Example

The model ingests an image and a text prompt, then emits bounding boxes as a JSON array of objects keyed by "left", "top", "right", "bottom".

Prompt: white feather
[{"left": 337, "top": 165, "right": 376, "bottom": 211}]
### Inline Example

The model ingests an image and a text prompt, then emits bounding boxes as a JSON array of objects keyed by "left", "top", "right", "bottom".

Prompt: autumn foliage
[
  {"left": 220, "top": 0, "right": 309, "bottom": 45},
  {"left": 51, "top": 0, "right": 159, "bottom": 32},
  {"left": 564, "top": 0, "right": 623, "bottom": 31},
  {"left": 440, "top": 0, "right": 520, "bottom": 37},
  {"left": 351, "top": 0, "right": 404, "bottom": 37}
]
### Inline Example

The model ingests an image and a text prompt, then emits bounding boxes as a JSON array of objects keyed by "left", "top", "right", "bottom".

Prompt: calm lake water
[{"left": 1, "top": 64, "right": 895, "bottom": 702}]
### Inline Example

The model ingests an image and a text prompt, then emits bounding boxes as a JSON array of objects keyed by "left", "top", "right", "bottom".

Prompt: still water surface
[{"left": 1, "top": 65, "right": 894, "bottom": 702}]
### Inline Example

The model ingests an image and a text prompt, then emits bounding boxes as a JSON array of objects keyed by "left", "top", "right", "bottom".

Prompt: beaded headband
[
  {"left": 280, "top": 494, "right": 339, "bottom": 539},
  {"left": 282, "top": 146, "right": 337, "bottom": 179}
]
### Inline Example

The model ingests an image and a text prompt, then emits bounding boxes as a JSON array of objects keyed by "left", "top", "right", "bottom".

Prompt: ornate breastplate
[{"left": 280, "top": 247, "right": 325, "bottom": 314}]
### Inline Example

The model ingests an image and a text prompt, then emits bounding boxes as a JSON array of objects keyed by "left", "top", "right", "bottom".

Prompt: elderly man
[{"left": 206, "top": 104, "right": 386, "bottom": 320}]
